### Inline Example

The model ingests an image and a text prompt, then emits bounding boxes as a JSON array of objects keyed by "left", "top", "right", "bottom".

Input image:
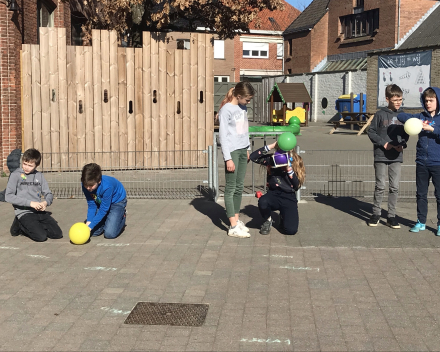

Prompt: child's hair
[
  {"left": 217, "top": 81, "right": 256, "bottom": 114},
  {"left": 385, "top": 84, "right": 403, "bottom": 99},
  {"left": 423, "top": 88, "right": 437, "bottom": 99},
  {"left": 81, "top": 163, "right": 102, "bottom": 186},
  {"left": 22, "top": 148, "right": 41, "bottom": 167}
]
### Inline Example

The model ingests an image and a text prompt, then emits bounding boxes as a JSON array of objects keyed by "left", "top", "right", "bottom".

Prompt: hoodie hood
[{"left": 420, "top": 86, "right": 440, "bottom": 116}]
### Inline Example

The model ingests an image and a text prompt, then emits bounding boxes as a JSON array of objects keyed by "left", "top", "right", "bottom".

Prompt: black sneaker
[
  {"left": 387, "top": 217, "right": 400, "bottom": 229},
  {"left": 260, "top": 219, "right": 273, "bottom": 235},
  {"left": 10, "top": 217, "right": 21, "bottom": 236},
  {"left": 367, "top": 214, "right": 380, "bottom": 227}
]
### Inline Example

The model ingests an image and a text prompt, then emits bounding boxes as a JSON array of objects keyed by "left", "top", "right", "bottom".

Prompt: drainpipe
[
  {"left": 313, "top": 73, "right": 318, "bottom": 122},
  {"left": 397, "top": 0, "right": 401, "bottom": 46}
]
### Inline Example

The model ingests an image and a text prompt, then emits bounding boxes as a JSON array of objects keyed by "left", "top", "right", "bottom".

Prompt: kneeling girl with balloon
[{"left": 249, "top": 132, "right": 305, "bottom": 236}]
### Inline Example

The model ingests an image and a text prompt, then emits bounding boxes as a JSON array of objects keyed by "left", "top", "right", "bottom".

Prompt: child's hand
[
  {"left": 267, "top": 142, "right": 277, "bottom": 150},
  {"left": 394, "top": 145, "right": 404, "bottom": 153},
  {"left": 384, "top": 142, "right": 392, "bottom": 150},
  {"left": 226, "top": 160, "right": 235, "bottom": 172},
  {"left": 422, "top": 121, "right": 434, "bottom": 132},
  {"left": 30, "top": 201, "right": 43, "bottom": 211},
  {"left": 40, "top": 201, "right": 47, "bottom": 211}
]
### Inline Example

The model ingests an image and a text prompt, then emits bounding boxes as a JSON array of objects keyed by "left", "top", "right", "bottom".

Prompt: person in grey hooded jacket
[
  {"left": 367, "top": 84, "right": 408, "bottom": 229},
  {"left": 5, "top": 148, "right": 62, "bottom": 242}
]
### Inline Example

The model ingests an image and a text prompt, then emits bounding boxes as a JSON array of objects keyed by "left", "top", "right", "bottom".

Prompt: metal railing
[
  {"left": 39, "top": 150, "right": 212, "bottom": 199},
  {"left": 213, "top": 132, "right": 428, "bottom": 201}
]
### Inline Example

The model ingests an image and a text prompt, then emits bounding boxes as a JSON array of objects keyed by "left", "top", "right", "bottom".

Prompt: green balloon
[
  {"left": 288, "top": 116, "right": 301, "bottom": 126},
  {"left": 290, "top": 124, "right": 300, "bottom": 135},
  {"left": 277, "top": 132, "right": 297, "bottom": 151}
]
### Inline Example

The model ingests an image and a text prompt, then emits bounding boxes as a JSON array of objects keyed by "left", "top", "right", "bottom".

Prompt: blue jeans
[
  {"left": 416, "top": 164, "right": 440, "bottom": 225},
  {"left": 91, "top": 198, "right": 127, "bottom": 239}
]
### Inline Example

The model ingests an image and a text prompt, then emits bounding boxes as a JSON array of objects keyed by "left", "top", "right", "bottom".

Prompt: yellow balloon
[
  {"left": 404, "top": 118, "right": 423, "bottom": 136},
  {"left": 69, "top": 222, "right": 90, "bottom": 245}
]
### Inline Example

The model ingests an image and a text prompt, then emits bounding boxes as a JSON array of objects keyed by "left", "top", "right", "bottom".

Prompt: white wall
[{"left": 261, "top": 70, "right": 367, "bottom": 123}]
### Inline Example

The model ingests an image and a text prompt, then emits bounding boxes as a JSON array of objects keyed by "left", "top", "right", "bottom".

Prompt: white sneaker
[
  {"left": 228, "top": 226, "right": 250, "bottom": 238},
  {"left": 237, "top": 220, "right": 250, "bottom": 233}
]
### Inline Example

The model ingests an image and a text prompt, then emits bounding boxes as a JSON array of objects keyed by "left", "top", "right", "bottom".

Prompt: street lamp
[{"left": 6, "top": 0, "right": 20, "bottom": 12}]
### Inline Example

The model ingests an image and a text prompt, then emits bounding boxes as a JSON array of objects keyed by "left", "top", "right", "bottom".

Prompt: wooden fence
[{"left": 21, "top": 28, "right": 214, "bottom": 170}]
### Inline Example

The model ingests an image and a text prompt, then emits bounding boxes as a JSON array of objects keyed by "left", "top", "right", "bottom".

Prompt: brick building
[
  {"left": 213, "top": 0, "right": 300, "bottom": 83},
  {"left": 0, "top": 0, "right": 70, "bottom": 170},
  {"left": 284, "top": 0, "right": 436, "bottom": 75},
  {"left": 367, "top": 2, "right": 440, "bottom": 112}
]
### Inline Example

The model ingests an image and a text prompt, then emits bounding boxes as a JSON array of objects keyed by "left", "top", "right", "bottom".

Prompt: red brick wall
[
  {"left": 310, "top": 12, "right": 329, "bottom": 72},
  {"left": 234, "top": 34, "right": 283, "bottom": 80},
  {"left": 284, "top": 31, "right": 312, "bottom": 74},
  {"left": 0, "top": 0, "right": 70, "bottom": 170},
  {"left": 327, "top": 0, "right": 434, "bottom": 56}
]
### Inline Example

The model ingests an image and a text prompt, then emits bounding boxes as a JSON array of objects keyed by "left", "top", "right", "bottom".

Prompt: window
[
  {"left": 277, "top": 43, "right": 283, "bottom": 59},
  {"left": 177, "top": 39, "right": 190, "bottom": 50},
  {"left": 71, "top": 12, "right": 87, "bottom": 46},
  {"left": 38, "top": 0, "right": 54, "bottom": 29},
  {"left": 242, "top": 42, "right": 269, "bottom": 58},
  {"left": 214, "top": 40, "right": 225, "bottom": 59},
  {"left": 356, "top": 0, "right": 364, "bottom": 8},
  {"left": 340, "top": 8, "right": 379, "bottom": 39},
  {"left": 214, "top": 76, "right": 229, "bottom": 83}
]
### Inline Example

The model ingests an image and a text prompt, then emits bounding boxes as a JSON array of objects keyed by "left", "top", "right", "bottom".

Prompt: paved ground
[{"left": 1, "top": 122, "right": 440, "bottom": 351}]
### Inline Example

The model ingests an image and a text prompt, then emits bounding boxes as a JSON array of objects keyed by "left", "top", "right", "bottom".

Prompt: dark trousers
[
  {"left": 416, "top": 163, "right": 440, "bottom": 225},
  {"left": 258, "top": 189, "right": 299, "bottom": 235},
  {"left": 14, "top": 212, "right": 63, "bottom": 242}
]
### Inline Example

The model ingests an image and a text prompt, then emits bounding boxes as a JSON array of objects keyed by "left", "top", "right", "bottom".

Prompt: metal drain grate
[{"left": 124, "top": 302, "right": 209, "bottom": 326}]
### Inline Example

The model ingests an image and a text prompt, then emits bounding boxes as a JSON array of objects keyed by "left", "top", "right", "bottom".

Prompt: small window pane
[
  {"left": 243, "top": 50, "right": 250, "bottom": 56},
  {"left": 177, "top": 39, "right": 190, "bottom": 50},
  {"left": 221, "top": 77, "right": 228, "bottom": 82},
  {"left": 214, "top": 77, "right": 219, "bottom": 82},
  {"left": 252, "top": 50, "right": 259, "bottom": 56},
  {"left": 260, "top": 51, "right": 267, "bottom": 57}
]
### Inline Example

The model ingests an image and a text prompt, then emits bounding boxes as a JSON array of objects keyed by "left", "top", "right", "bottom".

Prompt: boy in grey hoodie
[
  {"left": 367, "top": 84, "right": 408, "bottom": 229},
  {"left": 5, "top": 148, "right": 62, "bottom": 242}
]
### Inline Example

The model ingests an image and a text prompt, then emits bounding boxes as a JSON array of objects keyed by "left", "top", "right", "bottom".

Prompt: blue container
[{"left": 335, "top": 95, "right": 366, "bottom": 119}]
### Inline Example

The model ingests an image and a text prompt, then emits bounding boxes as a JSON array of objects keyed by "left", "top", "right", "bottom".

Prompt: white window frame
[
  {"left": 277, "top": 43, "right": 283, "bottom": 60},
  {"left": 214, "top": 76, "right": 230, "bottom": 83},
  {"left": 242, "top": 42, "right": 269, "bottom": 59},
  {"left": 38, "top": 0, "right": 55, "bottom": 28},
  {"left": 177, "top": 39, "right": 190, "bottom": 50},
  {"left": 214, "top": 40, "right": 225, "bottom": 59}
]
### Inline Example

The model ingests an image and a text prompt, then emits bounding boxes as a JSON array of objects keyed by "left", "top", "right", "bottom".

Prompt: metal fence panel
[{"left": 40, "top": 150, "right": 211, "bottom": 199}]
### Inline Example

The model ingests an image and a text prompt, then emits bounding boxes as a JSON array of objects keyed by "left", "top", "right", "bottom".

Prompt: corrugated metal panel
[{"left": 319, "top": 58, "right": 367, "bottom": 72}]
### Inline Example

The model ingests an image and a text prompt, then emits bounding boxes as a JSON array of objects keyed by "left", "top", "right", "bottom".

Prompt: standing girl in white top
[{"left": 218, "top": 82, "right": 256, "bottom": 238}]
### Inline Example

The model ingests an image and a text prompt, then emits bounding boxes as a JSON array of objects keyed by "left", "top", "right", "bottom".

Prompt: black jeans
[
  {"left": 416, "top": 163, "right": 440, "bottom": 225},
  {"left": 258, "top": 189, "right": 299, "bottom": 235},
  {"left": 15, "top": 212, "right": 63, "bottom": 242}
]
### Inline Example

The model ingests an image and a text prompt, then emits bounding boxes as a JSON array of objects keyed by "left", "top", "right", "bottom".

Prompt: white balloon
[{"left": 404, "top": 118, "right": 423, "bottom": 135}]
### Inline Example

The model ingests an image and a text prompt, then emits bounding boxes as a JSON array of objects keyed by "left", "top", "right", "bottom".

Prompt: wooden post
[
  {"left": 21, "top": 45, "right": 32, "bottom": 150},
  {"left": 270, "top": 94, "right": 274, "bottom": 126},
  {"left": 174, "top": 49, "right": 183, "bottom": 167},
  {"left": 182, "top": 49, "right": 190, "bottom": 166},
  {"left": 142, "top": 32, "right": 151, "bottom": 168},
  {"left": 282, "top": 103, "right": 287, "bottom": 126},
  {"left": 205, "top": 34, "right": 214, "bottom": 148},
  {"left": 126, "top": 47, "right": 135, "bottom": 166},
  {"left": 40, "top": 27, "right": 51, "bottom": 169},
  {"left": 150, "top": 33, "right": 160, "bottom": 168},
  {"left": 49, "top": 28, "right": 60, "bottom": 169},
  {"left": 109, "top": 30, "right": 119, "bottom": 168},
  {"left": 66, "top": 45, "right": 77, "bottom": 168},
  {"left": 101, "top": 30, "right": 111, "bottom": 168},
  {"left": 135, "top": 47, "right": 143, "bottom": 167},
  {"left": 57, "top": 28, "right": 68, "bottom": 169},
  {"left": 197, "top": 33, "right": 206, "bottom": 166},
  {"left": 76, "top": 46, "right": 86, "bottom": 168},
  {"left": 31, "top": 45, "right": 42, "bottom": 153},
  {"left": 84, "top": 46, "right": 94, "bottom": 164},
  {"left": 92, "top": 30, "right": 102, "bottom": 166},
  {"left": 118, "top": 48, "right": 128, "bottom": 168},
  {"left": 190, "top": 33, "right": 198, "bottom": 166},
  {"left": 166, "top": 47, "right": 175, "bottom": 167},
  {"left": 158, "top": 37, "right": 167, "bottom": 167}
]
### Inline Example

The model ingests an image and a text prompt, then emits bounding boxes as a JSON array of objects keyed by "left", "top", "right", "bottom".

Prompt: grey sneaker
[
  {"left": 228, "top": 226, "right": 250, "bottom": 238},
  {"left": 237, "top": 220, "right": 249, "bottom": 233},
  {"left": 260, "top": 219, "right": 273, "bottom": 235}
]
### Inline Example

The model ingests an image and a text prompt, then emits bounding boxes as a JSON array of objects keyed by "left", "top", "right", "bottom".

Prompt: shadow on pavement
[
  {"left": 241, "top": 204, "right": 284, "bottom": 232},
  {"left": 313, "top": 194, "right": 414, "bottom": 228},
  {"left": 190, "top": 198, "right": 229, "bottom": 231}
]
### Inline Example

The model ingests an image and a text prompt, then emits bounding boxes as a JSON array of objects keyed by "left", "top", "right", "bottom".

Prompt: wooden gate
[{"left": 21, "top": 28, "right": 214, "bottom": 170}]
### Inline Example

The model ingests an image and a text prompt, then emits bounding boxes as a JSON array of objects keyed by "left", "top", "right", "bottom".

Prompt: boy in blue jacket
[
  {"left": 81, "top": 163, "right": 127, "bottom": 239},
  {"left": 397, "top": 87, "right": 440, "bottom": 235}
]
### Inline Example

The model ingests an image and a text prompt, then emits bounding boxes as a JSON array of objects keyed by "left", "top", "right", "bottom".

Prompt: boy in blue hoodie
[
  {"left": 367, "top": 84, "right": 408, "bottom": 229},
  {"left": 397, "top": 87, "right": 440, "bottom": 235},
  {"left": 81, "top": 163, "right": 127, "bottom": 239}
]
